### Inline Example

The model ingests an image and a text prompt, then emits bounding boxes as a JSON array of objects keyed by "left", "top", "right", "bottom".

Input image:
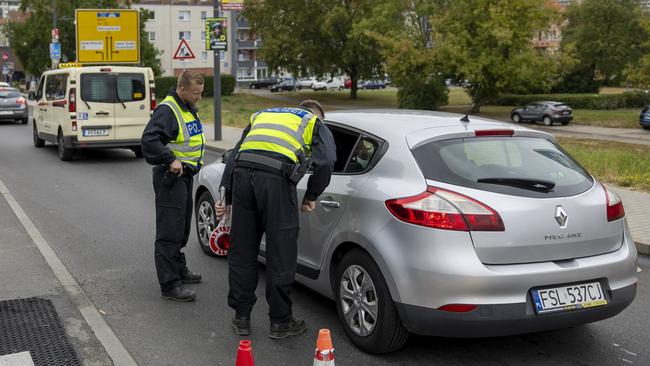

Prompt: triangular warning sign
[{"left": 173, "top": 38, "right": 196, "bottom": 60}]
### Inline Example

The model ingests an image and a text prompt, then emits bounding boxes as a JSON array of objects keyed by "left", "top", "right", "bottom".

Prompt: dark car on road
[
  {"left": 360, "top": 80, "right": 387, "bottom": 90},
  {"left": 640, "top": 105, "right": 650, "bottom": 130},
  {"left": 511, "top": 101, "right": 573, "bottom": 126},
  {"left": 269, "top": 79, "right": 296, "bottom": 92},
  {"left": 0, "top": 87, "right": 28, "bottom": 125},
  {"left": 248, "top": 77, "right": 280, "bottom": 89}
]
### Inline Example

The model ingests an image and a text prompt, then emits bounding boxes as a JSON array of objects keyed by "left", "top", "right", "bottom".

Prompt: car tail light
[
  {"left": 16, "top": 97, "right": 26, "bottom": 105},
  {"left": 385, "top": 186, "right": 505, "bottom": 231},
  {"left": 69, "top": 88, "right": 76, "bottom": 113},
  {"left": 437, "top": 304, "right": 478, "bottom": 312},
  {"left": 100, "top": 68, "right": 112, "bottom": 72},
  {"left": 150, "top": 87, "right": 156, "bottom": 113},
  {"left": 603, "top": 185, "right": 625, "bottom": 221},
  {"left": 475, "top": 129, "right": 514, "bottom": 136}
]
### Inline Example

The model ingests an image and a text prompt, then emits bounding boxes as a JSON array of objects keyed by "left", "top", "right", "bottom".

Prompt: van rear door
[
  {"left": 113, "top": 72, "right": 150, "bottom": 141},
  {"left": 78, "top": 73, "right": 116, "bottom": 141}
]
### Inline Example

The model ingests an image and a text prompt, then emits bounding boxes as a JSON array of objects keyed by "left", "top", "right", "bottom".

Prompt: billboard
[
  {"left": 221, "top": 0, "right": 244, "bottom": 11},
  {"left": 76, "top": 9, "right": 140, "bottom": 63},
  {"left": 206, "top": 18, "right": 228, "bottom": 51}
]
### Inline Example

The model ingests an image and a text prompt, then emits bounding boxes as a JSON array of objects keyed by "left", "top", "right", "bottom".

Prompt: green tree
[
  {"left": 562, "top": 0, "right": 648, "bottom": 86},
  {"left": 431, "top": 0, "right": 562, "bottom": 112},
  {"left": 242, "top": 0, "right": 384, "bottom": 99},
  {"left": 625, "top": 16, "right": 650, "bottom": 89},
  {"left": 4, "top": 0, "right": 161, "bottom": 76}
]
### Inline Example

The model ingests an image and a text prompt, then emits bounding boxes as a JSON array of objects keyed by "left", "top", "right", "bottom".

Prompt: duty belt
[{"left": 236, "top": 152, "right": 292, "bottom": 175}]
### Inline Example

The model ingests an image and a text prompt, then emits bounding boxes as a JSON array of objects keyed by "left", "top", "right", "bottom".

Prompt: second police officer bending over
[{"left": 216, "top": 99, "right": 336, "bottom": 339}]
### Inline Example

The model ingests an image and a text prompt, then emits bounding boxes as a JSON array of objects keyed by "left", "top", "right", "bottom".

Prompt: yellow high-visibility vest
[
  {"left": 239, "top": 107, "right": 317, "bottom": 163},
  {"left": 159, "top": 95, "right": 205, "bottom": 168}
]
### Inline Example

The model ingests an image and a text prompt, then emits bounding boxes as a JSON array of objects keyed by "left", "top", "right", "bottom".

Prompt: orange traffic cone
[
  {"left": 235, "top": 340, "right": 254, "bottom": 366},
  {"left": 313, "top": 329, "right": 335, "bottom": 365}
]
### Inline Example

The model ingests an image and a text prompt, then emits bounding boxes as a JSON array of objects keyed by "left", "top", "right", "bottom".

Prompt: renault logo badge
[{"left": 555, "top": 206, "right": 568, "bottom": 227}]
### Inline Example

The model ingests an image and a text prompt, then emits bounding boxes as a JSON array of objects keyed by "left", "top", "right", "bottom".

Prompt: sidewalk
[{"left": 202, "top": 123, "right": 650, "bottom": 255}]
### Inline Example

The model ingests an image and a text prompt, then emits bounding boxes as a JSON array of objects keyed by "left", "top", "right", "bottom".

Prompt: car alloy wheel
[
  {"left": 195, "top": 191, "right": 220, "bottom": 257},
  {"left": 512, "top": 113, "right": 521, "bottom": 123},
  {"left": 340, "top": 264, "right": 379, "bottom": 337},
  {"left": 543, "top": 116, "right": 552, "bottom": 126}
]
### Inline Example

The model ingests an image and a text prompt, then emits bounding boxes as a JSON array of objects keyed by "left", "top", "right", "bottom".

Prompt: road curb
[{"left": 636, "top": 242, "right": 650, "bottom": 255}]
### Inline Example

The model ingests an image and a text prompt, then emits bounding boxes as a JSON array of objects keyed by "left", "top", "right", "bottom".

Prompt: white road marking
[
  {"left": 614, "top": 343, "right": 621, "bottom": 347},
  {"left": 622, "top": 349, "right": 638, "bottom": 357},
  {"left": 0, "top": 352, "right": 34, "bottom": 366},
  {"left": 637, "top": 267, "right": 642, "bottom": 273},
  {"left": 621, "top": 358, "right": 633, "bottom": 364},
  {"left": 0, "top": 178, "right": 137, "bottom": 366}
]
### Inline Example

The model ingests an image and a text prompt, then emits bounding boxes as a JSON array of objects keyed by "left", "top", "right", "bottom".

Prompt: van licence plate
[
  {"left": 531, "top": 281, "right": 607, "bottom": 314},
  {"left": 83, "top": 129, "right": 109, "bottom": 137}
]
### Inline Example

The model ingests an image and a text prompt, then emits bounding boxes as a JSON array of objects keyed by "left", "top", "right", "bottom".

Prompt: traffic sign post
[{"left": 75, "top": 9, "right": 140, "bottom": 64}]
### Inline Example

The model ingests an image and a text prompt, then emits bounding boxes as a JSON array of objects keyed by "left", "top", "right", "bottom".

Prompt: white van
[{"left": 32, "top": 65, "right": 156, "bottom": 161}]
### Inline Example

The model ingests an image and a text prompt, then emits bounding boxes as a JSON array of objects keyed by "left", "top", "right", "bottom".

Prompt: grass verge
[{"left": 558, "top": 137, "right": 650, "bottom": 192}]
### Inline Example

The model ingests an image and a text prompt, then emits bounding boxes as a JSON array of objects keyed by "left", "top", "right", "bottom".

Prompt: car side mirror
[
  {"left": 27, "top": 92, "right": 36, "bottom": 100},
  {"left": 221, "top": 149, "right": 233, "bottom": 163}
]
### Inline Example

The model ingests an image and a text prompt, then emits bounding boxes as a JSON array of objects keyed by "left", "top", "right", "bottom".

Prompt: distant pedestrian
[{"left": 142, "top": 70, "right": 206, "bottom": 302}]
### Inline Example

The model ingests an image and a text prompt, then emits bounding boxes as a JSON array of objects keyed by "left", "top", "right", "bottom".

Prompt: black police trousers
[
  {"left": 228, "top": 167, "right": 299, "bottom": 323},
  {"left": 152, "top": 165, "right": 193, "bottom": 292}
]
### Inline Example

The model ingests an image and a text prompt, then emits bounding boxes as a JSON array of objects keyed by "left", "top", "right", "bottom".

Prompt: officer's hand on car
[
  {"left": 169, "top": 159, "right": 184, "bottom": 176},
  {"left": 301, "top": 200, "right": 316, "bottom": 213}
]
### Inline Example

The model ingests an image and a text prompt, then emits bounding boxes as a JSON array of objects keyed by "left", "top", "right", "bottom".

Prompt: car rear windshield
[
  {"left": 81, "top": 73, "right": 146, "bottom": 103},
  {"left": 0, "top": 90, "right": 21, "bottom": 98},
  {"left": 411, "top": 136, "right": 593, "bottom": 198}
]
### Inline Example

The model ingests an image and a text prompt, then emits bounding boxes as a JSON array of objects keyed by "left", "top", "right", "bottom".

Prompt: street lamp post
[{"left": 213, "top": 0, "right": 222, "bottom": 141}]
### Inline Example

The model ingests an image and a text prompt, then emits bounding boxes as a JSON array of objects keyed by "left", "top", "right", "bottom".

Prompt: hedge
[
  {"left": 493, "top": 92, "right": 650, "bottom": 110},
  {"left": 154, "top": 74, "right": 236, "bottom": 98}
]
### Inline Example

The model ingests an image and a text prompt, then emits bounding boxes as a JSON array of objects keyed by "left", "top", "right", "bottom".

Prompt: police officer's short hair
[
  {"left": 178, "top": 70, "right": 204, "bottom": 89},
  {"left": 298, "top": 100, "right": 324, "bottom": 119}
]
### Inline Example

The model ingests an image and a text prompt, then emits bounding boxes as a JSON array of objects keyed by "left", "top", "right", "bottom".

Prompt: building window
[
  {"left": 201, "top": 51, "right": 208, "bottom": 61},
  {"left": 201, "top": 11, "right": 207, "bottom": 20},
  {"left": 201, "top": 31, "right": 206, "bottom": 41},
  {"left": 149, "top": 11, "right": 155, "bottom": 20},
  {"left": 178, "top": 10, "right": 190, "bottom": 21},
  {"left": 179, "top": 31, "right": 191, "bottom": 41},
  {"left": 148, "top": 32, "right": 156, "bottom": 41}
]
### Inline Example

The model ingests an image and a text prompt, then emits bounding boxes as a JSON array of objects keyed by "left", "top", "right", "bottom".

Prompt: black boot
[
  {"left": 269, "top": 317, "right": 306, "bottom": 339},
  {"left": 181, "top": 270, "right": 202, "bottom": 284},
  {"left": 232, "top": 316, "right": 251, "bottom": 336},
  {"left": 161, "top": 286, "right": 197, "bottom": 302}
]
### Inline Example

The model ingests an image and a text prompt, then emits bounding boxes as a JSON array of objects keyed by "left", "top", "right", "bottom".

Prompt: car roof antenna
[{"left": 460, "top": 82, "right": 480, "bottom": 124}]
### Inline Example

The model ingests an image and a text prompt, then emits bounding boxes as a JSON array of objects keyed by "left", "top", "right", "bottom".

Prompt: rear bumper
[
  {"left": 395, "top": 282, "right": 636, "bottom": 337},
  {"left": 0, "top": 109, "right": 28, "bottom": 120},
  {"left": 551, "top": 115, "right": 573, "bottom": 122},
  {"left": 64, "top": 135, "right": 141, "bottom": 149}
]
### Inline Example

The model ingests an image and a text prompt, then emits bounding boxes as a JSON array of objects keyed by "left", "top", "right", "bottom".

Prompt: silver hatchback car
[{"left": 193, "top": 110, "right": 637, "bottom": 354}]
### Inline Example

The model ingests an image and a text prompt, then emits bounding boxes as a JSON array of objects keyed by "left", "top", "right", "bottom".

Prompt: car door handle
[
  {"left": 95, "top": 111, "right": 110, "bottom": 116},
  {"left": 319, "top": 200, "right": 340, "bottom": 208}
]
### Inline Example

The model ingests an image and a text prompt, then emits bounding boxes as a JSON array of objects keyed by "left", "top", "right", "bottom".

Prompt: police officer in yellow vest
[
  {"left": 142, "top": 70, "right": 205, "bottom": 302},
  {"left": 217, "top": 100, "right": 336, "bottom": 339}
]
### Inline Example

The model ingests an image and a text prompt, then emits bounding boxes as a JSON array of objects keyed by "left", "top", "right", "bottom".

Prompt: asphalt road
[{"left": 0, "top": 119, "right": 649, "bottom": 366}]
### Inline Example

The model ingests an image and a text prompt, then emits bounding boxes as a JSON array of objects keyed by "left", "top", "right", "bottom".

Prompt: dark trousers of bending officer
[
  {"left": 142, "top": 70, "right": 206, "bottom": 302},
  {"left": 217, "top": 100, "right": 336, "bottom": 339}
]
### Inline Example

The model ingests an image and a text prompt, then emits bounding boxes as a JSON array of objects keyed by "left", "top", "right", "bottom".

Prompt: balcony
[
  {"left": 238, "top": 60, "right": 254, "bottom": 68},
  {"left": 257, "top": 60, "right": 267, "bottom": 68},
  {"left": 237, "top": 40, "right": 256, "bottom": 49}
]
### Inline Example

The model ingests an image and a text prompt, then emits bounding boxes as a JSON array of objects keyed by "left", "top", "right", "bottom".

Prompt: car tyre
[
  {"left": 195, "top": 190, "right": 220, "bottom": 257},
  {"left": 33, "top": 122, "right": 45, "bottom": 148},
  {"left": 57, "top": 130, "right": 74, "bottom": 161},
  {"left": 132, "top": 146, "right": 143, "bottom": 158},
  {"left": 250, "top": 84, "right": 256, "bottom": 89},
  {"left": 21, "top": 118, "right": 28, "bottom": 125},
  {"left": 643, "top": 126, "right": 650, "bottom": 130},
  {"left": 334, "top": 249, "right": 409, "bottom": 354},
  {"left": 511, "top": 113, "right": 521, "bottom": 123},
  {"left": 543, "top": 116, "right": 552, "bottom": 126},
  {"left": 561, "top": 120, "right": 570, "bottom": 126}
]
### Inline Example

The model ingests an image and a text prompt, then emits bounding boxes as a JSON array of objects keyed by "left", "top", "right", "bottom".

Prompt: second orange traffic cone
[
  {"left": 313, "top": 329, "right": 335, "bottom": 365},
  {"left": 235, "top": 340, "right": 254, "bottom": 366}
]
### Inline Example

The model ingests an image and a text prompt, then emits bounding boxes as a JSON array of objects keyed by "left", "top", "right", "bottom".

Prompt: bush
[
  {"left": 493, "top": 92, "right": 650, "bottom": 109},
  {"left": 154, "top": 74, "right": 236, "bottom": 98},
  {"left": 552, "top": 65, "right": 600, "bottom": 93},
  {"left": 397, "top": 79, "right": 448, "bottom": 110}
]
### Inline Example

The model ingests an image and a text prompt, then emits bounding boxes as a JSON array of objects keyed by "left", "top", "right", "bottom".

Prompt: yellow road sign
[{"left": 76, "top": 9, "right": 140, "bottom": 63}]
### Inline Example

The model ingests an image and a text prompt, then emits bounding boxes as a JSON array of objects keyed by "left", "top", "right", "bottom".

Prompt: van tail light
[
  {"left": 437, "top": 304, "right": 478, "bottom": 312},
  {"left": 16, "top": 97, "right": 26, "bottom": 105},
  {"left": 385, "top": 186, "right": 505, "bottom": 231},
  {"left": 603, "top": 185, "right": 625, "bottom": 222},
  {"left": 150, "top": 87, "right": 156, "bottom": 113},
  {"left": 69, "top": 88, "right": 76, "bottom": 113}
]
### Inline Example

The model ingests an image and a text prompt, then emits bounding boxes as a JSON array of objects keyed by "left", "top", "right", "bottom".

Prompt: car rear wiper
[
  {"left": 477, "top": 177, "right": 556, "bottom": 192},
  {"left": 115, "top": 92, "right": 126, "bottom": 109}
]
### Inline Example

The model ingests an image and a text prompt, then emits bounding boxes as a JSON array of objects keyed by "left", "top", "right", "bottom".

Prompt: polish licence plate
[
  {"left": 83, "top": 129, "right": 109, "bottom": 137},
  {"left": 531, "top": 282, "right": 607, "bottom": 314}
]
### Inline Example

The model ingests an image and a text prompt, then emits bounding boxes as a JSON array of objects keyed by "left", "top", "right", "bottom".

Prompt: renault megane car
[{"left": 193, "top": 109, "right": 637, "bottom": 354}]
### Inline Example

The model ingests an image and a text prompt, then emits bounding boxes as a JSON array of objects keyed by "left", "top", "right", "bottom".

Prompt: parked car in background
[
  {"left": 269, "top": 79, "right": 297, "bottom": 92},
  {"left": 344, "top": 79, "right": 352, "bottom": 89},
  {"left": 511, "top": 101, "right": 573, "bottom": 126},
  {"left": 0, "top": 87, "right": 28, "bottom": 125},
  {"left": 360, "top": 80, "right": 387, "bottom": 90},
  {"left": 297, "top": 77, "right": 318, "bottom": 90},
  {"left": 0, "top": 82, "right": 10, "bottom": 87},
  {"left": 312, "top": 77, "right": 345, "bottom": 91},
  {"left": 640, "top": 105, "right": 650, "bottom": 130},
  {"left": 193, "top": 110, "right": 636, "bottom": 354},
  {"left": 249, "top": 77, "right": 280, "bottom": 89}
]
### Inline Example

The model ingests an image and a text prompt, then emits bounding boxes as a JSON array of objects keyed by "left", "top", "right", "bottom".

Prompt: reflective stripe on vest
[
  {"left": 239, "top": 108, "right": 317, "bottom": 163},
  {"left": 159, "top": 95, "right": 205, "bottom": 167}
]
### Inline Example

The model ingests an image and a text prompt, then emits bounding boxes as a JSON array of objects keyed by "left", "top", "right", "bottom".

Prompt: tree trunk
[{"left": 349, "top": 67, "right": 358, "bottom": 99}]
